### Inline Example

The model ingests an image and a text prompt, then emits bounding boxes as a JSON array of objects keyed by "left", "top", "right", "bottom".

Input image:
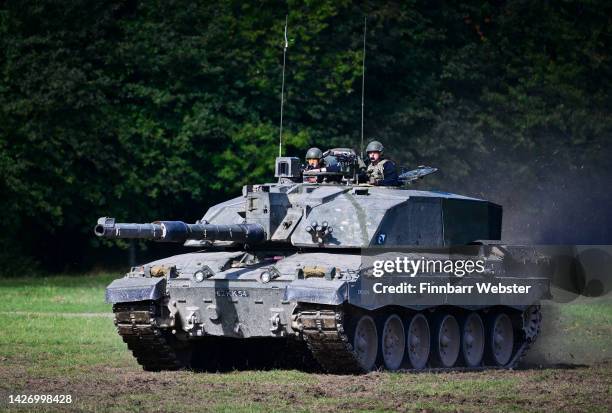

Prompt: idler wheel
[
  {"left": 431, "top": 313, "right": 461, "bottom": 368},
  {"left": 486, "top": 312, "right": 514, "bottom": 366},
  {"left": 461, "top": 312, "right": 485, "bottom": 367},
  {"left": 352, "top": 315, "right": 378, "bottom": 372},
  {"left": 406, "top": 313, "right": 430, "bottom": 369},
  {"left": 381, "top": 314, "right": 405, "bottom": 371}
]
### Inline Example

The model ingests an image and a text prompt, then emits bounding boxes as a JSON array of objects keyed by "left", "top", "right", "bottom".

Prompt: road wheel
[
  {"left": 381, "top": 314, "right": 405, "bottom": 371},
  {"left": 351, "top": 315, "right": 378, "bottom": 371},
  {"left": 461, "top": 312, "right": 485, "bottom": 367},
  {"left": 431, "top": 313, "right": 461, "bottom": 368},
  {"left": 485, "top": 312, "right": 514, "bottom": 366},
  {"left": 406, "top": 313, "right": 430, "bottom": 369}
]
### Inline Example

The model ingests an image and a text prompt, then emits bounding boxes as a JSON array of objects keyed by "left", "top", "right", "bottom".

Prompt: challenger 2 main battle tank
[{"left": 96, "top": 152, "right": 549, "bottom": 373}]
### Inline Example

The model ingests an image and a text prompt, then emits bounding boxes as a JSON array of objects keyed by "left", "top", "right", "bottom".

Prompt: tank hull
[{"left": 107, "top": 248, "right": 548, "bottom": 373}]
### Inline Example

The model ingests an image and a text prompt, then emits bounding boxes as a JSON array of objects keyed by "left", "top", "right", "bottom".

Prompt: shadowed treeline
[{"left": 0, "top": 1, "right": 610, "bottom": 274}]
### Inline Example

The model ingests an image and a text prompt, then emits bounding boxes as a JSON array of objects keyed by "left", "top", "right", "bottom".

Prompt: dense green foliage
[{"left": 1, "top": 1, "right": 610, "bottom": 273}]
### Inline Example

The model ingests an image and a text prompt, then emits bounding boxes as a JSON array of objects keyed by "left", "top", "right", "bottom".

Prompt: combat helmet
[
  {"left": 365, "top": 140, "right": 384, "bottom": 154},
  {"left": 305, "top": 147, "right": 323, "bottom": 160}
]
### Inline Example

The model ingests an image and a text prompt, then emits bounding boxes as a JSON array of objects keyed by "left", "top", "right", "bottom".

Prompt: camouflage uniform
[{"left": 366, "top": 159, "right": 399, "bottom": 186}]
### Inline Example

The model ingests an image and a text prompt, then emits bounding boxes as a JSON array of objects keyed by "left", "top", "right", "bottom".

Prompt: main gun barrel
[{"left": 94, "top": 217, "right": 266, "bottom": 244}]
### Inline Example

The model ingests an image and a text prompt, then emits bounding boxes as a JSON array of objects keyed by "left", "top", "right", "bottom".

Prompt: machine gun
[
  {"left": 322, "top": 148, "right": 363, "bottom": 175},
  {"left": 94, "top": 217, "right": 265, "bottom": 243}
]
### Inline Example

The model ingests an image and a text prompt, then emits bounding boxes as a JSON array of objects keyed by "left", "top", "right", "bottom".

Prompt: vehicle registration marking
[{"left": 215, "top": 289, "right": 249, "bottom": 297}]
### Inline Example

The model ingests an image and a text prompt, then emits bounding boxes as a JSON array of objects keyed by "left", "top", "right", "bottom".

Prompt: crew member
[
  {"left": 365, "top": 140, "right": 399, "bottom": 186},
  {"left": 303, "top": 147, "right": 340, "bottom": 183}
]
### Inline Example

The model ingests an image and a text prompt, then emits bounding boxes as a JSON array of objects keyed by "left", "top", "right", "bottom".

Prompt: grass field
[{"left": 0, "top": 275, "right": 610, "bottom": 412}]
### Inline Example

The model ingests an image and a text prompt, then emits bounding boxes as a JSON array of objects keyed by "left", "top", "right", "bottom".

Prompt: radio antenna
[
  {"left": 278, "top": 15, "right": 289, "bottom": 157},
  {"left": 360, "top": 16, "right": 367, "bottom": 158}
]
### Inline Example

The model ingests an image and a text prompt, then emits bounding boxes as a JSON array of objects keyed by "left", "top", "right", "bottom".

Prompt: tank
[{"left": 96, "top": 152, "right": 549, "bottom": 373}]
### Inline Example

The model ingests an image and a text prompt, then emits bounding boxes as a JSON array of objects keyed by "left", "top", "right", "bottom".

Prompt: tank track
[
  {"left": 113, "top": 301, "right": 192, "bottom": 371},
  {"left": 296, "top": 305, "right": 541, "bottom": 374},
  {"left": 113, "top": 301, "right": 319, "bottom": 372}
]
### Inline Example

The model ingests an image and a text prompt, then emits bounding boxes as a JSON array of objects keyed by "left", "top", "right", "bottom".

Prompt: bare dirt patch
[{"left": 1, "top": 361, "right": 610, "bottom": 412}]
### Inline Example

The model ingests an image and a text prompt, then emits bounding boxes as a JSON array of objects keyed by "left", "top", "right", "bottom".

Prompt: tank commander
[
  {"left": 365, "top": 140, "right": 399, "bottom": 186},
  {"left": 303, "top": 147, "right": 340, "bottom": 183}
]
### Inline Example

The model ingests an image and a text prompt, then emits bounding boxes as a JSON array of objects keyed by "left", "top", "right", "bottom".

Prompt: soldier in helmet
[
  {"left": 364, "top": 140, "right": 399, "bottom": 186},
  {"left": 303, "top": 147, "right": 340, "bottom": 183},
  {"left": 304, "top": 147, "right": 324, "bottom": 171}
]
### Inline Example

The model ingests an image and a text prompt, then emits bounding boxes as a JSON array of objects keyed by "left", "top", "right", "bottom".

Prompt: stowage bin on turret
[{"left": 97, "top": 156, "right": 549, "bottom": 373}]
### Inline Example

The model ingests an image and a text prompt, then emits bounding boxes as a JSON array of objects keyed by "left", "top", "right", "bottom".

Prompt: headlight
[
  {"left": 194, "top": 270, "right": 206, "bottom": 282},
  {"left": 194, "top": 265, "right": 214, "bottom": 282},
  {"left": 260, "top": 271, "right": 272, "bottom": 283},
  {"left": 259, "top": 269, "right": 280, "bottom": 283}
]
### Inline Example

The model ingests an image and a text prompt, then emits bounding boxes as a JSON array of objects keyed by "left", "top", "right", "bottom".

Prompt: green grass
[
  {"left": 535, "top": 301, "right": 612, "bottom": 363},
  {"left": 560, "top": 301, "right": 612, "bottom": 324},
  {"left": 0, "top": 275, "right": 610, "bottom": 412},
  {"left": 0, "top": 313, "right": 130, "bottom": 374},
  {"left": 0, "top": 274, "right": 117, "bottom": 313}
]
